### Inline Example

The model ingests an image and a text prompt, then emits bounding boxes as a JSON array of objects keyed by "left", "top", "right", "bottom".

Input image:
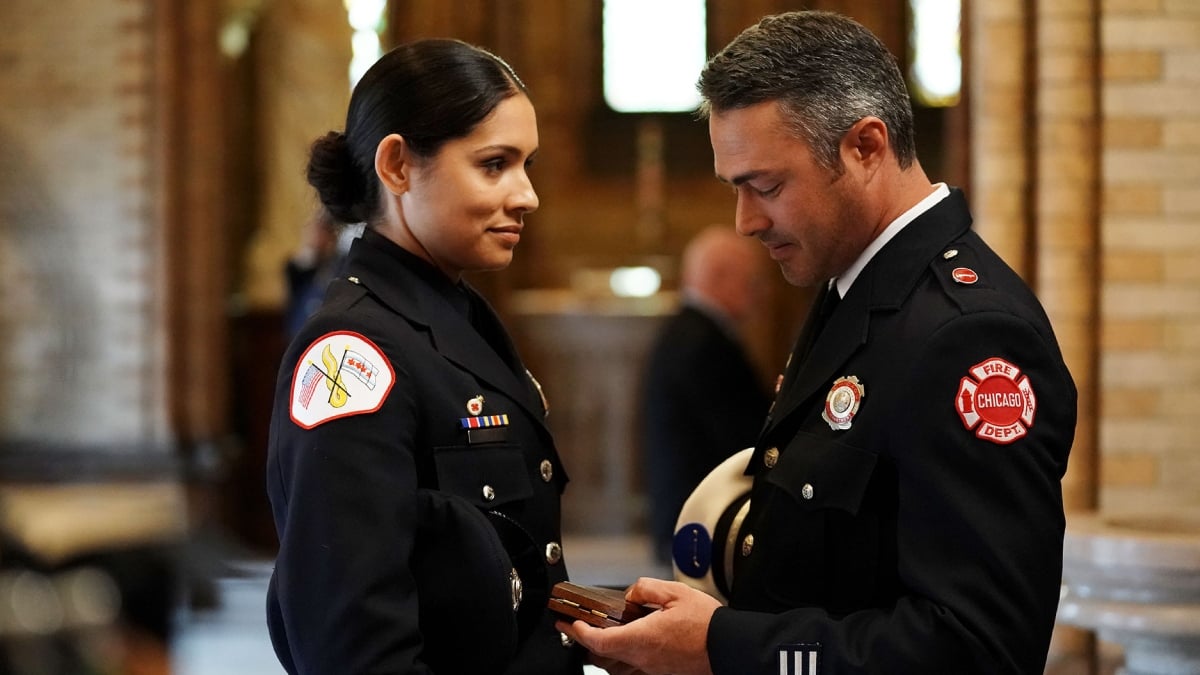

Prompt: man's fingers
[
  {"left": 626, "top": 576, "right": 684, "bottom": 606},
  {"left": 556, "top": 619, "right": 611, "bottom": 654}
]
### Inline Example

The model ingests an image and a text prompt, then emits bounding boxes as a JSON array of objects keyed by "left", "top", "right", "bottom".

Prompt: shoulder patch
[
  {"left": 955, "top": 357, "right": 1036, "bottom": 444},
  {"left": 289, "top": 331, "right": 395, "bottom": 429}
]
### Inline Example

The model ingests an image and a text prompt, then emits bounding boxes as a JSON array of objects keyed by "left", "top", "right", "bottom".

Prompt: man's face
[{"left": 709, "top": 101, "right": 872, "bottom": 288}]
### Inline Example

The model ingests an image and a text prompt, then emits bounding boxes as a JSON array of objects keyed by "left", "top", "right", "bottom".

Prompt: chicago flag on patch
[{"left": 290, "top": 331, "right": 395, "bottom": 429}]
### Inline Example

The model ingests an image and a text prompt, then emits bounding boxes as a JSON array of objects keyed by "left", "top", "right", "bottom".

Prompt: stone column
[{"left": 972, "top": 0, "right": 1103, "bottom": 667}]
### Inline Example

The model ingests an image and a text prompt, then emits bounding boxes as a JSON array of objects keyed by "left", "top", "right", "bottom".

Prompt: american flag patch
[
  {"left": 460, "top": 414, "right": 509, "bottom": 429},
  {"left": 297, "top": 363, "right": 322, "bottom": 409},
  {"left": 778, "top": 644, "right": 820, "bottom": 675}
]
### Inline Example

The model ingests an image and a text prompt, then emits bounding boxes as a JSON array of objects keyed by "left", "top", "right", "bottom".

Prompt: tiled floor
[
  {"left": 170, "top": 535, "right": 1124, "bottom": 675},
  {"left": 171, "top": 561, "right": 283, "bottom": 675},
  {"left": 171, "top": 534, "right": 671, "bottom": 675}
]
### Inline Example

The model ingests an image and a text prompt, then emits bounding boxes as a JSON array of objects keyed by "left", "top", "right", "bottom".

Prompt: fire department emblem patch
[
  {"left": 823, "top": 376, "right": 864, "bottom": 431},
  {"left": 290, "top": 331, "right": 395, "bottom": 429},
  {"left": 955, "top": 357, "right": 1036, "bottom": 444}
]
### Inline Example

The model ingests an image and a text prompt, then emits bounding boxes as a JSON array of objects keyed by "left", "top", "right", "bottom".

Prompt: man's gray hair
[{"left": 698, "top": 11, "right": 917, "bottom": 173}]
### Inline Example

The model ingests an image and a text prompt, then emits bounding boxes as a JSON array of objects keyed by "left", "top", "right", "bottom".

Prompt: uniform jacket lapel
[
  {"left": 342, "top": 231, "right": 549, "bottom": 431},
  {"left": 763, "top": 189, "right": 975, "bottom": 439}
]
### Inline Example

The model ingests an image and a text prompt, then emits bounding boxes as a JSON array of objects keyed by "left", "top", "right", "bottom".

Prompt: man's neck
[{"left": 874, "top": 159, "right": 936, "bottom": 231}]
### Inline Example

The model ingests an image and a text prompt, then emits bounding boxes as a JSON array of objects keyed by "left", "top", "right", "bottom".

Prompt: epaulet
[
  {"left": 929, "top": 242, "right": 996, "bottom": 313},
  {"left": 340, "top": 274, "right": 372, "bottom": 298}
]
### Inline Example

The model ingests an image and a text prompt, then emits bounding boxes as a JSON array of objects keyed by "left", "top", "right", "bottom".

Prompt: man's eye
[{"left": 757, "top": 184, "right": 781, "bottom": 197}]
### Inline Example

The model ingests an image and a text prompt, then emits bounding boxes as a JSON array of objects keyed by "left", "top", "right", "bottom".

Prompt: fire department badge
[
  {"left": 290, "top": 331, "right": 395, "bottom": 429},
  {"left": 955, "top": 357, "right": 1036, "bottom": 444},
  {"left": 823, "top": 376, "right": 864, "bottom": 431}
]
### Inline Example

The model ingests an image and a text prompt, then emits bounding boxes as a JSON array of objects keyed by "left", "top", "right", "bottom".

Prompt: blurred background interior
[{"left": 1, "top": 0, "right": 1197, "bottom": 673}]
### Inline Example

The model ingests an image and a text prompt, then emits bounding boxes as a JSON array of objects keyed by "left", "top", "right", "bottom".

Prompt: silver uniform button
[
  {"left": 942, "top": 249, "right": 958, "bottom": 260},
  {"left": 764, "top": 447, "right": 779, "bottom": 469},
  {"left": 540, "top": 459, "right": 553, "bottom": 482},
  {"left": 482, "top": 485, "right": 496, "bottom": 501},
  {"left": 510, "top": 568, "right": 523, "bottom": 612},
  {"left": 545, "top": 541, "right": 563, "bottom": 565},
  {"left": 801, "top": 483, "right": 814, "bottom": 500},
  {"left": 347, "top": 275, "right": 361, "bottom": 284},
  {"left": 741, "top": 534, "right": 755, "bottom": 557}
]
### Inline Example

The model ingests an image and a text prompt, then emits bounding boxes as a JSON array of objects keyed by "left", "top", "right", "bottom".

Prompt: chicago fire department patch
[
  {"left": 955, "top": 357, "right": 1036, "bottom": 444},
  {"left": 290, "top": 331, "right": 395, "bottom": 429}
]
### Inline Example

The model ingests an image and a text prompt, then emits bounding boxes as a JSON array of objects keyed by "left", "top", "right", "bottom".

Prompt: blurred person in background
[
  {"left": 639, "top": 226, "right": 770, "bottom": 565},
  {"left": 283, "top": 208, "right": 359, "bottom": 340}
]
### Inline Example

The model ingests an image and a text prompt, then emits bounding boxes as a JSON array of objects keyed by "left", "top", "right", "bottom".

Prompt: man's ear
[
  {"left": 374, "top": 133, "right": 410, "bottom": 196},
  {"left": 841, "top": 116, "right": 889, "bottom": 178}
]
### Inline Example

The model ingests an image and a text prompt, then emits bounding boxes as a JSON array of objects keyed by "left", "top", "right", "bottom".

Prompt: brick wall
[
  {"left": 971, "top": 0, "right": 1104, "bottom": 513},
  {"left": 0, "top": 0, "right": 168, "bottom": 448},
  {"left": 1099, "top": 0, "right": 1200, "bottom": 511},
  {"left": 974, "top": 0, "right": 1200, "bottom": 514}
]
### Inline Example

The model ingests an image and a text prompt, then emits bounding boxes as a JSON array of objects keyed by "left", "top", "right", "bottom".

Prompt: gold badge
[{"left": 822, "top": 376, "right": 864, "bottom": 431}]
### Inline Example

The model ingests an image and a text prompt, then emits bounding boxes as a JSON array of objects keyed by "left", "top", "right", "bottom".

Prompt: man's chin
[{"left": 778, "top": 263, "right": 818, "bottom": 288}]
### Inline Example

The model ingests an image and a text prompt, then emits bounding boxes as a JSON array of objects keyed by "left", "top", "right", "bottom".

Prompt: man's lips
[{"left": 763, "top": 240, "right": 792, "bottom": 259}]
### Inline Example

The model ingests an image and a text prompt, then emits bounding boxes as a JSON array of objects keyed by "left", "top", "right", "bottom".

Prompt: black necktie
[
  {"left": 816, "top": 283, "right": 841, "bottom": 335},
  {"left": 769, "top": 282, "right": 840, "bottom": 418},
  {"left": 796, "top": 282, "right": 840, "bottom": 363}
]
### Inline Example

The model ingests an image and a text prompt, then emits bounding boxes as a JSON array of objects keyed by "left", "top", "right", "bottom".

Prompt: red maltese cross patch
[{"left": 955, "top": 357, "right": 1036, "bottom": 444}]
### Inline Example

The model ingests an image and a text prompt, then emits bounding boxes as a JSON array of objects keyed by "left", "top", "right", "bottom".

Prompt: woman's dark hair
[{"left": 307, "top": 39, "right": 528, "bottom": 225}]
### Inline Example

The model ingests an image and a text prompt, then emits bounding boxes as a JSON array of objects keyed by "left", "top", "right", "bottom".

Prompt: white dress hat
[{"left": 671, "top": 447, "right": 754, "bottom": 603}]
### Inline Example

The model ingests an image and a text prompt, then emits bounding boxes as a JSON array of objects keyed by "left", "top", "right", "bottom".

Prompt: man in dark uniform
[
  {"left": 640, "top": 226, "right": 771, "bottom": 565},
  {"left": 560, "top": 11, "right": 1077, "bottom": 674}
]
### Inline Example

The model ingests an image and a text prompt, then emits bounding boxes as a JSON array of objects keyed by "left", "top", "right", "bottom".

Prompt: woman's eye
[{"left": 483, "top": 158, "right": 505, "bottom": 172}]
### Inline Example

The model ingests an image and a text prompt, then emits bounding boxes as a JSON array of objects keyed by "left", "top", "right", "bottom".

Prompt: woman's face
[{"left": 396, "top": 94, "right": 540, "bottom": 279}]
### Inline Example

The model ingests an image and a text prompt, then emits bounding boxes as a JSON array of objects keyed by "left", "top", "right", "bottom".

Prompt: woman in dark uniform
[{"left": 265, "top": 39, "right": 582, "bottom": 675}]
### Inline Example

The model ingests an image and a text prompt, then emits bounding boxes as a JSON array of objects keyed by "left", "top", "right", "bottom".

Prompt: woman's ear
[{"left": 375, "top": 133, "right": 409, "bottom": 196}]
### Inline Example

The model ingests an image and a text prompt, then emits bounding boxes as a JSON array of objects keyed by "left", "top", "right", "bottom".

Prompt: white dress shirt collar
[{"left": 832, "top": 183, "right": 950, "bottom": 299}]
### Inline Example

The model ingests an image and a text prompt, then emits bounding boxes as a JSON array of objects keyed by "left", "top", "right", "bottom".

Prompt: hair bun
[{"left": 306, "top": 131, "right": 368, "bottom": 224}]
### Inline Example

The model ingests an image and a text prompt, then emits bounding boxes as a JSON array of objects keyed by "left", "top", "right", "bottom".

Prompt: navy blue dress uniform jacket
[
  {"left": 266, "top": 228, "right": 583, "bottom": 674},
  {"left": 706, "top": 189, "right": 1077, "bottom": 674}
]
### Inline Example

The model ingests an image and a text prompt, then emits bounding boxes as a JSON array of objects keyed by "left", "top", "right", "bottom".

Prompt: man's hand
[{"left": 556, "top": 577, "right": 722, "bottom": 675}]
